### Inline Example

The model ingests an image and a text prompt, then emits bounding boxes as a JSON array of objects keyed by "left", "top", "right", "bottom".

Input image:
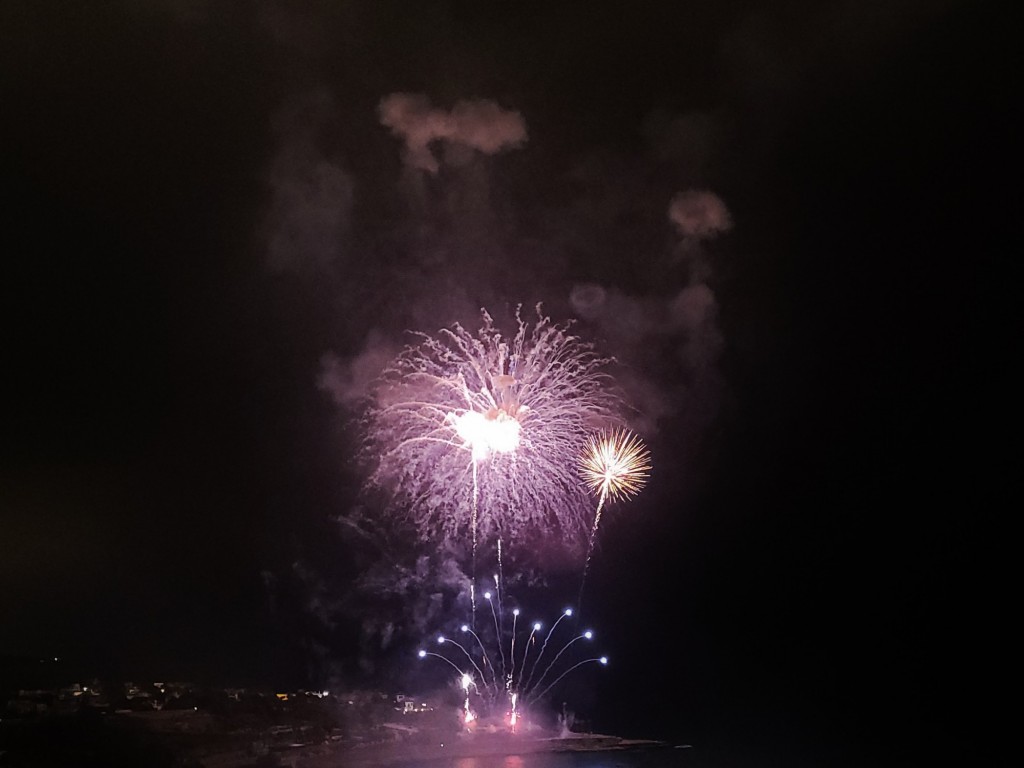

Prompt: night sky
[{"left": 1, "top": 1, "right": 1010, "bottom": 765}]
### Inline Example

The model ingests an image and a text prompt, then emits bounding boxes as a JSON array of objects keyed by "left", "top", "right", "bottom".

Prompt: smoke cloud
[
  {"left": 317, "top": 330, "right": 399, "bottom": 408},
  {"left": 669, "top": 190, "right": 733, "bottom": 240},
  {"left": 378, "top": 93, "right": 528, "bottom": 173},
  {"left": 265, "top": 90, "right": 354, "bottom": 274},
  {"left": 568, "top": 190, "right": 732, "bottom": 438}
]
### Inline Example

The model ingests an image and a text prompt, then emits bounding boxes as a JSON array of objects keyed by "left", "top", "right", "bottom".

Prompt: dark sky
[{"left": 1, "top": 1, "right": 1010, "bottom": 764}]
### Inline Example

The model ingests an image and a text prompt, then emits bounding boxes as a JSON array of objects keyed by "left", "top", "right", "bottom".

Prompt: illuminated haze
[{"left": 270, "top": 87, "right": 736, "bottom": 665}]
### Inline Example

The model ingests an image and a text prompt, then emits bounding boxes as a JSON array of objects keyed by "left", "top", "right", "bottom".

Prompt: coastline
[{"left": 325, "top": 732, "right": 670, "bottom": 767}]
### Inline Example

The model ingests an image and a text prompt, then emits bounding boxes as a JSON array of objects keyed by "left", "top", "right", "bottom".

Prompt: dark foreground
[{"left": 0, "top": 710, "right": 668, "bottom": 768}]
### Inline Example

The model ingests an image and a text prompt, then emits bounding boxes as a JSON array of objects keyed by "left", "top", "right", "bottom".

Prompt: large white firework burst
[{"left": 362, "top": 305, "right": 625, "bottom": 555}]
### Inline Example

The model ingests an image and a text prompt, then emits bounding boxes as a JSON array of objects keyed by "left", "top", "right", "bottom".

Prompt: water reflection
[{"left": 452, "top": 757, "right": 526, "bottom": 768}]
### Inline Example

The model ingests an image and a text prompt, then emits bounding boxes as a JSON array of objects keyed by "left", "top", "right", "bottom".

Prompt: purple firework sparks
[
  {"left": 417, "top": 600, "right": 607, "bottom": 723},
  {"left": 363, "top": 304, "right": 626, "bottom": 560}
]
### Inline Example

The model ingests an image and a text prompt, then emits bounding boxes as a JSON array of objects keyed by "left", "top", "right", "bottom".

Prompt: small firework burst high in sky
[
  {"left": 579, "top": 428, "right": 652, "bottom": 510},
  {"left": 363, "top": 304, "right": 625, "bottom": 564},
  {"left": 577, "top": 428, "right": 652, "bottom": 609}
]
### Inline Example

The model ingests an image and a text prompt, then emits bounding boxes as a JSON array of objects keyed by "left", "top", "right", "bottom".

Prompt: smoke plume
[
  {"left": 265, "top": 90, "right": 354, "bottom": 274},
  {"left": 378, "top": 93, "right": 528, "bottom": 173}
]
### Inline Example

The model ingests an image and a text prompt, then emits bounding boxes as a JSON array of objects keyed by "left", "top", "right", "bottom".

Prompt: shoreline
[{"left": 326, "top": 732, "right": 670, "bottom": 767}]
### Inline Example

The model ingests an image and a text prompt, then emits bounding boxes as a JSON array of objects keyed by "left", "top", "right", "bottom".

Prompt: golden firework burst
[{"left": 579, "top": 428, "right": 651, "bottom": 503}]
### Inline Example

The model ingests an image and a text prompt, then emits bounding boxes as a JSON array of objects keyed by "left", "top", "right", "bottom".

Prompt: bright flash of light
[
  {"left": 453, "top": 410, "right": 520, "bottom": 461},
  {"left": 579, "top": 429, "right": 652, "bottom": 504}
]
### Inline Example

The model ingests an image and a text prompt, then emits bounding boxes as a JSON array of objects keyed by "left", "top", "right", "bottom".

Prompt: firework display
[
  {"left": 579, "top": 428, "right": 652, "bottom": 507},
  {"left": 579, "top": 428, "right": 652, "bottom": 569},
  {"left": 577, "top": 428, "right": 652, "bottom": 610},
  {"left": 418, "top": 591, "right": 607, "bottom": 730},
  {"left": 363, "top": 305, "right": 624, "bottom": 554},
  {"left": 359, "top": 306, "right": 654, "bottom": 729}
]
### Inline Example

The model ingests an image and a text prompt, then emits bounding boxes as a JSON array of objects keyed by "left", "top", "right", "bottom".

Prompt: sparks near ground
[
  {"left": 417, "top": 592, "right": 608, "bottom": 731},
  {"left": 362, "top": 304, "right": 626, "bottom": 561}
]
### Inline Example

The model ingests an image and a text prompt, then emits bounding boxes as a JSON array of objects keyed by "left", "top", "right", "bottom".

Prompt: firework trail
[
  {"left": 363, "top": 305, "right": 625, "bottom": 570},
  {"left": 576, "top": 428, "right": 651, "bottom": 614}
]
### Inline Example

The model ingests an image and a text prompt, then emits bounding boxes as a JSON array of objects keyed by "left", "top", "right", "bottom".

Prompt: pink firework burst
[{"left": 362, "top": 304, "right": 626, "bottom": 557}]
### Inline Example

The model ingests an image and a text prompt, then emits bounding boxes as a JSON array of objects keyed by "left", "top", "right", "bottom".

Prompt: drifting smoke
[
  {"left": 568, "top": 285, "right": 665, "bottom": 345},
  {"left": 567, "top": 287, "right": 671, "bottom": 435},
  {"left": 669, "top": 189, "right": 733, "bottom": 240},
  {"left": 667, "top": 191, "right": 728, "bottom": 387},
  {"left": 265, "top": 90, "right": 354, "bottom": 273},
  {"left": 671, "top": 283, "right": 724, "bottom": 372},
  {"left": 349, "top": 550, "right": 473, "bottom": 672},
  {"left": 569, "top": 189, "right": 731, "bottom": 438},
  {"left": 318, "top": 330, "right": 400, "bottom": 407},
  {"left": 378, "top": 93, "right": 528, "bottom": 173}
]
